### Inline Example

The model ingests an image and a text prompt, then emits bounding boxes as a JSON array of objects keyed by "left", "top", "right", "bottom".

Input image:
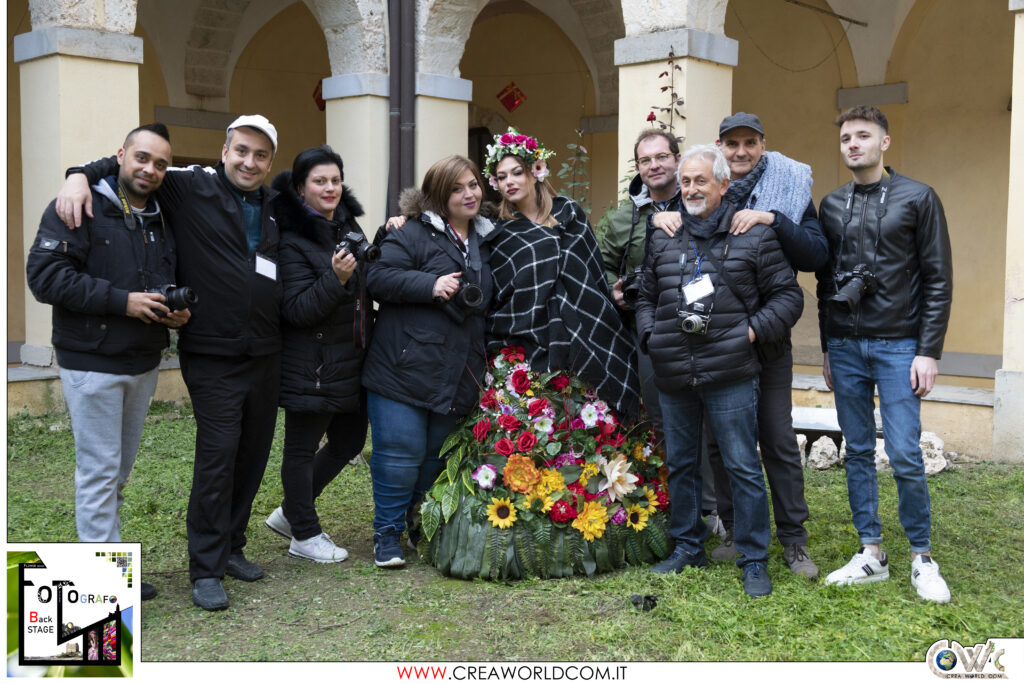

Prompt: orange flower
[{"left": 503, "top": 453, "right": 542, "bottom": 494}]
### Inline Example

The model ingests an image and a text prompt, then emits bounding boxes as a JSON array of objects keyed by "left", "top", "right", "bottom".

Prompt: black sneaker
[
  {"left": 650, "top": 547, "right": 708, "bottom": 574},
  {"left": 225, "top": 553, "right": 264, "bottom": 582},
  {"left": 191, "top": 578, "right": 229, "bottom": 611},
  {"left": 374, "top": 527, "right": 405, "bottom": 568},
  {"left": 141, "top": 582, "right": 158, "bottom": 601},
  {"left": 742, "top": 561, "right": 773, "bottom": 597}
]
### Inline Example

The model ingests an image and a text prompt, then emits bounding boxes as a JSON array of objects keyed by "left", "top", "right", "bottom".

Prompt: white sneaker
[
  {"left": 265, "top": 506, "right": 293, "bottom": 540},
  {"left": 289, "top": 532, "right": 349, "bottom": 563},
  {"left": 825, "top": 547, "right": 890, "bottom": 585},
  {"left": 911, "top": 555, "right": 951, "bottom": 603}
]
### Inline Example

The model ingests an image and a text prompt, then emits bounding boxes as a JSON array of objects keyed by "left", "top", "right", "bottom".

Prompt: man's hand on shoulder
[
  {"left": 910, "top": 355, "right": 938, "bottom": 397},
  {"left": 126, "top": 292, "right": 170, "bottom": 324},
  {"left": 651, "top": 211, "right": 682, "bottom": 237},
  {"left": 56, "top": 174, "right": 93, "bottom": 229},
  {"left": 730, "top": 209, "right": 775, "bottom": 236}
]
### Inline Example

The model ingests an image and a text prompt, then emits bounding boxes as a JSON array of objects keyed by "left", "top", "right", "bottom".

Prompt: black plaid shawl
[{"left": 487, "top": 197, "right": 641, "bottom": 418}]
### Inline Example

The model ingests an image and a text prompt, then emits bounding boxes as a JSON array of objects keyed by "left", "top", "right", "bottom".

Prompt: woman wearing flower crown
[{"left": 483, "top": 128, "right": 640, "bottom": 417}]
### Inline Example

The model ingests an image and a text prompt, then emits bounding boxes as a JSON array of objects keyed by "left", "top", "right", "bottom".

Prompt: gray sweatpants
[{"left": 60, "top": 367, "right": 159, "bottom": 542}]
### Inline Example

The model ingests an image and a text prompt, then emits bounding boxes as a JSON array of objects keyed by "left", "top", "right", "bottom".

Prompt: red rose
[
  {"left": 494, "top": 438, "right": 515, "bottom": 456},
  {"left": 510, "top": 369, "right": 531, "bottom": 394},
  {"left": 550, "top": 374, "right": 570, "bottom": 391},
  {"left": 607, "top": 432, "right": 626, "bottom": 448},
  {"left": 472, "top": 418, "right": 491, "bottom": 443},
  {"left": 498, "top": 414, "right": 522, "bottom": 431},
  {"left": 524, "top": 138, "right": 538, "bottom": 151},
  {"left": 515, "top": 431, "right": 538, "bottom": 452},
  {"left": 527, "top": 398, "right": 549, "bottom": 417},
  {"left": 480, "top": 389, "right": 499, "bottom": 410},
  {"left": 655, "top": 489, "right": 669, "bottom": 509},
  {"left": 549, "top": 499, "right": 578, "bottom": 523},
  {"left": 599, "top": 422, "right": 616, "bottom": 437},
  {"left": 646, "top": 112, "right": 656, "bottom": 122}
]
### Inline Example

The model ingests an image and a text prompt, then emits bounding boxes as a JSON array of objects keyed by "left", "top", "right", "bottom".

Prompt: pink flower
[
  {"left": 472, "top": 464, "right": 498, "bottom": 490},
  {"left": 570, "top": 418, "right": 585, "bottom": 431},
  {"left": 532, "top": 160, "right": 550, "bottom": 182},
  {"left": 488, "top": 176, "right": 498, "bottom": 190},
  {"left": 646, "top": 112, "right": 656, "bottom": 122},
  {"left": 513, "top": 134, "right": 527, "bottom": 144},
  {"left": 610, "top": 506, "right": 627, "bottom": 525},
  {"left": 500, "top": 133, "right": 515, "bottom": 144}
]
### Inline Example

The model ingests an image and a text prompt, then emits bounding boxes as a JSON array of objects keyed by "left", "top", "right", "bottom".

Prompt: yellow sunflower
[
  {"left": 642, "top": 486, "right": 659, "bottom": 514},
  {"left": 535, "top": 468, "right": 566, "bottom": 496},
  {"left": 632, "top": 442, "right": 647, "bottom": 463},
  {"left": 523, "top": 490, "right": 554, "bottom": 513},
  {"left": 626, "top": 503, "right": 650, "bottom": 532},
  {"left": 487, "top": 497, "right": 517, "bottom": 529},
  {"left": 578, "top": 461, "right": 600, "bottom": 487},
  {"left": 571, "top": 500, "right": 609, "bottom": 542}
]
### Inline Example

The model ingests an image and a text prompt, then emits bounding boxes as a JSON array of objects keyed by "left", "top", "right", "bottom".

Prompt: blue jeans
[
  {"left": 367, "top": 391, "right": 458, "bottom": 533},
  {"left": 827, "top": 337, "right": 931, "bottom": 553},
  {"left": 659, "top": 378, "right": 770, "bottom": 566}
]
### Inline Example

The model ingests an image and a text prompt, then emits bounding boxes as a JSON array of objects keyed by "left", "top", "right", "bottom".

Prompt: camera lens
[{"left": 455, "top": 283, "right": 483, "bottom": 309}]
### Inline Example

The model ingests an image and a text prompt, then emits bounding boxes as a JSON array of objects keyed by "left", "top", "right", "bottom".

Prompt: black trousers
[
  {"left": 706, "top": 346, "right": 809, "bottom": 545},
  {"left": 180, "top": 351, "right": 282, "bottom": 581},
  {"left": 280, "top": 408, "right": 367, "bottom": 540}
]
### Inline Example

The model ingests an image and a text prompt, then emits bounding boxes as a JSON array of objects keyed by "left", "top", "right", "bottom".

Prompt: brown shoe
[{"left": 783, "top": 544, "right": 819, "bottom": 579}]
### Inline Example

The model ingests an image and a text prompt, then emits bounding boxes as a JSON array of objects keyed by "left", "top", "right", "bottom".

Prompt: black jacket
[
  {"left": 74, "top": 158, "right": 282, "bottom": 357},
  {"left": 271, "top": 170, "right": 371, "bottom": 414},
  {"left": 635, "top": 202, "right": 804, "bottom": 390},
  {"left": 26, "top": 178, "right": 176, "bottom": 374},
  {"left": 816, "top": 169, "right": 952, "bottom": 358},
  {"left": 361, "top": 189, "right": 497, "bottom": 417}
]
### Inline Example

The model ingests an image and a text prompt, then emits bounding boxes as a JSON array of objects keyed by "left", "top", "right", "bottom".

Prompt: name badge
[
  {"left": 255, "top": 254, "right": 277, "bottom": 280},
  {"left": 683, "top": 274, "right": 714, "bottom": 304}
]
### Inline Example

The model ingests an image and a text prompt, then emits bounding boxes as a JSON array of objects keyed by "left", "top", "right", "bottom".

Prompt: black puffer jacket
[
  {"left": 271, "top": 171, "right": 371, "bottom": 414},
  {"left": 635, "top": 202, "right": 804, "bottom": 390},
  {"left": 361, "top": 189, "right": 497, "bottom": 417},
  {"left": 816, "top": 168, "right": 952, "bottom": 358}
]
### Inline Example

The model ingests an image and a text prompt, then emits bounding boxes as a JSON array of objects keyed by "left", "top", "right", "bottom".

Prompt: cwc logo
[{"left": 927, "top": 639, "right": 1007, "bottom": 678}]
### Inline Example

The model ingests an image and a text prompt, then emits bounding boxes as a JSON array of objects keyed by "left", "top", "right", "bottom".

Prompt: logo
[{"left": 927, "top": 639, "right": 1007, "bottom": 678}]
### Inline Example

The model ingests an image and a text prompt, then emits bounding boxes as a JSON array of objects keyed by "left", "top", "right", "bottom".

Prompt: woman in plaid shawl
[{"left": 485, "top": 130, "right": 641, "bottom": 419}]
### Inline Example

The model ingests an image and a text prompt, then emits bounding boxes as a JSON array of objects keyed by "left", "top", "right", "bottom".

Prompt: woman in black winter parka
[
  {"left": 362, "top": 155, "right": 497, "bottom": 568},
  {"left": 264, "top": 146, "right": 373, "bottom": 563}
]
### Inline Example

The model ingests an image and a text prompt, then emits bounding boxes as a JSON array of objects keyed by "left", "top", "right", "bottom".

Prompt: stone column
[
  {"left": 415, "top": 74, "right": 472, "bottom": 185},
  {"left": 323, "top": 73, "right": 391, "bottom": 237},
  {"left": 993, "top": 1, "right": 1024, "bottom": 464},
  {"left": 14, "top": 1, "right": 143, "bottom": 366},
  {"left": 614, "top": 0, "right": 737, "bottom": 182}
]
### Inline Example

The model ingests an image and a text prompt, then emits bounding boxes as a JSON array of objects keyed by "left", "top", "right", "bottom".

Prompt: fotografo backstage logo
[{"left": 927, "top": 639, "right": 1007, "bottom": 679}]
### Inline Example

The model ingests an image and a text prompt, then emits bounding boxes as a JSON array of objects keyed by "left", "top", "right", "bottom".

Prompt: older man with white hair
[{"left": 635, "top": 144, "right": 803, "bottom": 597}]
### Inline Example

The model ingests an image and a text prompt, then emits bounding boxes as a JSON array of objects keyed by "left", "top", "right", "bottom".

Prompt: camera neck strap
[
  {"left": 697, "top": 236, "right": 751, "bottom": 318},
  {"left": 836, "top": 171, "right": 890, "bottom": 275},
  {"left": 115, "top": 182, "right": 166, "bottom": 291},
  {"left": 441, "top": 216, "right": 470, "bottom": 262}
]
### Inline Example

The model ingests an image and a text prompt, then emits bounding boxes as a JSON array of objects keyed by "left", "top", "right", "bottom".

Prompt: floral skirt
[{"left": 420, "top": 346, "right": 672, "bottom": 580}]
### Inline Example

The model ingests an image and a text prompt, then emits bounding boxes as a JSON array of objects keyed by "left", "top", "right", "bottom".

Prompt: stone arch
[
  {"left": 305, "top": 0, "right": 387, "bottom": 75},
  {"left": 621, "top": 0, "right": 728, "bottom": 37}
]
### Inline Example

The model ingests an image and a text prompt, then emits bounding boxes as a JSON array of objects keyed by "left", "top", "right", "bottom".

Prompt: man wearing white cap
[{"left": 57, "top": 115, "right": 283, "bottom": 611}]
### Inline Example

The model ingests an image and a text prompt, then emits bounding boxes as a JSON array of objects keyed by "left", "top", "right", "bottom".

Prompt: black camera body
[
  {"left": 335, "top": 231, "right": 381, "bottom": 263},
  {"left": 453, "top": 282, "right": 484, "bottom": 310},
  {"left": 621, "top": 266, "right": 643, "bottom": 308},
  {"left": 677, "top": 299, "right": 711, "bottom": 335},
  {"left": 830, "top": 264, "right": 878, "bottom": 314},
  {"left": 147, "top": 284, "right": 197, "bottom": 315}
]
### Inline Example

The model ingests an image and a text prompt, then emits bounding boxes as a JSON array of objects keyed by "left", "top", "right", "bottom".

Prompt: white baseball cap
[{"left": 227, "top": 114, "right": 278, "bottom": 152}]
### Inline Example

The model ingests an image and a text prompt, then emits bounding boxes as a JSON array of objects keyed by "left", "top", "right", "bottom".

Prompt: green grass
[{"left": 7, "top": 402, "right": 1023, "bottom": 661}]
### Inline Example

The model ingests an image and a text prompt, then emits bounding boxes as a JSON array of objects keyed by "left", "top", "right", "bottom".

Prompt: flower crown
[{"left": 483, "top": 127, "right": 555, "bottom": 186}]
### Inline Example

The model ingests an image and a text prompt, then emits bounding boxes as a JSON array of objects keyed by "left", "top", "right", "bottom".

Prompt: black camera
[
  {"left": 147, "top": 284, "right": 197, "bottom": 315},
  {"left": 621, "top": 266, "right": 643, "bottom": 308},
  {"left": 453, "top": 282, "right": 484, "bottom": 310},
  {"left": 677, "top": 300, "right": 711, "bottom": 335},
  {"left": 830, "top": 264, "right": 878, "bottom": 315},
  {"left": 335, "top": 231, "right": 380, "bottom": 263}
]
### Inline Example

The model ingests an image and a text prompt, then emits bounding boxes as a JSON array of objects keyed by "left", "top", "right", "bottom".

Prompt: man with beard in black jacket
[
  {"left": 27, "top": 123, "right": 188, "bottom": 602},
  {"left": 637, "top": 144, "right": 803, "bottom": 597},
  {"left": 56, "top": 115, "right": 283, "bottom": 612},
  {"left": 817, "top": 106, "right": 953, "bottom": 603}
]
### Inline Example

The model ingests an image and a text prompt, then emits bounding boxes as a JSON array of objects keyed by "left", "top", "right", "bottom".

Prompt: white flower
[
  {"left": 533, "top": 416, "right": 554, "bottom": 434},
  {"left": 598, "top": 454, "right": 639, "bottom": 502},
  {"left": 493, "top": 356, "right": 507, "bottom": 370},
  {"left": 580, "top": 403, "right": 600, "bottom": 428},
  {"left": 484, "top": 372, "right": 494, "bottom": 388}
]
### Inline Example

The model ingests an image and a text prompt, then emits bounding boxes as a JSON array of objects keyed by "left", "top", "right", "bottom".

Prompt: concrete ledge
[
  {"left": 154, "top": 106, "right": 237, "bottom": 131},
  {"left": 993, "top": 369, "right": 1024, "bottom": 463},
  {"left": 836, "top": 83, "right": 908, "bottom": 109},
  {"left": 322, "top": 72, "right": 389, "bottom": 99},
  {"left": 614, "top": 28, "right": 739, "bottom": 68},
  {"left": 416, "top": 73, "right": 473, "bottom": 102},
  {"left": 20, "top": 344, "right": 53, "bottom": 367},
  {"left": 14, "top": 27, "right": 143, "bottom": 64},
  {"left": 580, "top": 115, "right": 618, "bottom": 135},
  {"left": 1011, "top": 0, "right": 1024, "bottom": 12},
  {"left": 792, "top": 373, "right": 994, "bottom": 406}
]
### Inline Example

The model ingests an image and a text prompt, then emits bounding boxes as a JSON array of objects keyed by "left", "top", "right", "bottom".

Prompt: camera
[
  {"left": 829, "top": 264, "right": 878, "bottom": 315},
  {"left": 677, "top": 300, "right": 710, "bottom": 335},
  {"left": 453, "top": 282, "right": 484, "bottom": 310},
  {"left": 147, "top": 284, "right": 197, "bottom": 315},
  {"left": 335, "top": 231, "right": 380, "bottom": 263},
  {"left": 621, "top": 267, "right": 643, "bottom": 308}
]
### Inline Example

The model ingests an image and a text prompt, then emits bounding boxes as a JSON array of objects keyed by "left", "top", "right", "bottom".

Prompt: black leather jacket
[{"left": 816, "top": 168, "right": 952, "bottom": 358}]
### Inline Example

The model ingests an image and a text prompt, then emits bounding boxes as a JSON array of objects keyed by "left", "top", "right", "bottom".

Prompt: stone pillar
[
  {"left": 414, "top": 73, "right": 472, "bottom": 186},
  {"left": 14, "top": 14, "right": 143, "bottom": 366},
  {"left": 323, "top": 73, "right": 391, "bottom": 237},
  {"left": 993, "top": 1, "right": 1024, "bottom": 464},
  {"left": 613, "top": 27, "right": 738, "bottom": 183}
]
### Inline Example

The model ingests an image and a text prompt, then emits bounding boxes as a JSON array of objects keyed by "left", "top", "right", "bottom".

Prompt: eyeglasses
[{"left": 636, "top": 153, "right": 675, "bottom": 169}]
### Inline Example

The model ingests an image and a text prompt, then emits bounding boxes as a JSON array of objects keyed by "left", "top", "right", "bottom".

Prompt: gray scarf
[{"left": 732, "top": 151, "right": 813, "bottom": 223}]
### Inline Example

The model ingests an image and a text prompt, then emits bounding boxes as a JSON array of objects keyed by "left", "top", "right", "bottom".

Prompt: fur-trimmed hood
[
  {"left": 271, "top": 169, "right": 365, "bottom": 246},
  {"left": 397, "top": 187, "right": 498, "bottom": 240}
]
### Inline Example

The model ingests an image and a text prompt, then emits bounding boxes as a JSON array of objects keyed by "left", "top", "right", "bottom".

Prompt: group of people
[{"left": 26, "top": 102, "right": 952, "bottom": 610}]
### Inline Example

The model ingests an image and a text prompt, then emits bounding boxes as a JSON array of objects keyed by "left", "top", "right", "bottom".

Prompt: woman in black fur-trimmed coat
[{"left": 263, "top": 146, "right": 373, "bottom": 563}]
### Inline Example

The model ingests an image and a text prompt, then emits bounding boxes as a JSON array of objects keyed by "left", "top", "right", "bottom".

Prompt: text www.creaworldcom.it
[{"left": 396, "top": 665, "right": 629, "bottom": 681}]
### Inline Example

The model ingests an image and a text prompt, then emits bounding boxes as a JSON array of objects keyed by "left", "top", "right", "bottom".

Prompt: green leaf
[
  {"left": 560, "top": 465, "right": 583, "bottom": 484},
  {"left": 461, "top": 468, "right": 475, "bottom": 495},
  {"left": 446, "top": 446, "right": 463, "bottom": 484},
  {"left": 545, "top": 441, "right": 561, "bottom": 456},
  {"left": 438, "top": 430, "right": 465, "bottom": 459},
  {"left": 441, "top": 485, "right": 460, "bottom": 523},
  {"left": 422, "top": 499, "right": 441, "bottom": 541}
]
